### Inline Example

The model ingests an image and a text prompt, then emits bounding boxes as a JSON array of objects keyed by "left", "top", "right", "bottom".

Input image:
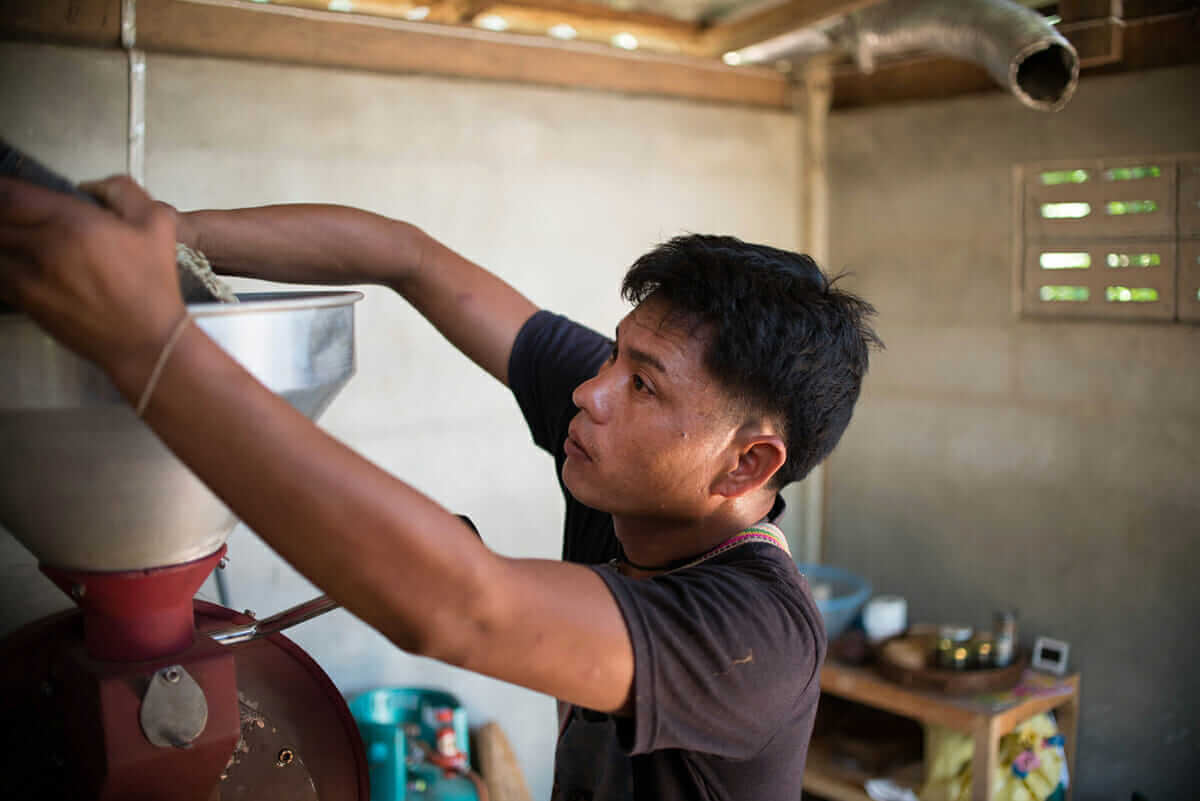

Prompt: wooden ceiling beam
[
  {"left": 161, "top": 0, "right": 892, "bottom": 61},
  {"left": 245, "top": 0, "right": 892, "bottom": 56},
  {"left": 1084, "top": 7, "right": 1200, "bottom": 73},
  {"left": 1057, "top": 0, "right": 1123, "bottom": 66},
  {"left": 262, "top": 0, "right": 443, "bottom": 19},
  {"left": 467, "top": 0, "right": 696, "bottom": 29},
  {"left": 424, "top": 0, "right": 491, "bottom": 25},
  {"left": 0, "top": 0, "right": 794, "bottom": 95},
  {"left": 0, "top": 0, "right": 121, "bottom": 47},
  {"left": 110, "top": 0, "right": 791, "bottom": 108},
  {"left": 698, "top": 0, "right": 885, "bottom": 58},
  {"left": 471, "top": 0, "right": 702, "bottom": 54},
  {"left": 831, "top": 55, "right": 994, "bottom": 110},
  {"left": 240, "top": 0, "right": 715, "bottom": 55}
]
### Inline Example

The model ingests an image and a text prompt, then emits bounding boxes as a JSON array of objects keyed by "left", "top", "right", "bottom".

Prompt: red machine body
[
  {"left": 0, "top": 288, "right": 368, "bottom": 799},
  {"left": 0, "top": 552, "right": 369, "bottom": 801},
  {"left": 41, "top": 548, "right": 227, "bottom": 663}
]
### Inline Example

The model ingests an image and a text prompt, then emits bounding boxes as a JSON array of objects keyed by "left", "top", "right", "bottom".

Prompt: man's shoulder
[
  {"left": 608, "top": 541, "right": 826, "bottom": 664},
  {"left": 514, "top": 310, "right": 612, "bottom": 365},
  {"left": 679, "top": 542, "right": 828, "bottom": 679},
  {"left": 700, "top": 539, "right": 809, "bottom": 587}
]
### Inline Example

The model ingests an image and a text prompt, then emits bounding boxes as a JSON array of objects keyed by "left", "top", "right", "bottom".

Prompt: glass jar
[
  {"left": 970, "top": 633, "right": 995, "bottom": 669},
  {"left": 936, "top": 624, "right": 973, "bottom": 670},
  {"left": 993, "top": 610, "right": 1018, "bottom": 667}
]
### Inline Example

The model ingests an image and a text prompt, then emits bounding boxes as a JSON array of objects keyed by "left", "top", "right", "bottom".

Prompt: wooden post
[
  {"left": 784, "top": 54, "right": 834, "bottom": 565},
  {"left": 121, "top": 0, "right": 146, "bottom": 184},
  {"left": 970, "top": 716, "right": 1004, "bottom": 801},
  {"left": 799, "top": 55, "right": 833, "bottom": 270},
  {"left": 1056, "top": 676, "right": 1080, "bottom": 800}
]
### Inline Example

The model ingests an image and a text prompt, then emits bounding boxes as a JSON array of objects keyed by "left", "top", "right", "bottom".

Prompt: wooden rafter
[
  {"left": 0, "top": 0, "right": 872, "bottom": 102},
  {"left": 264, "top": 0, "right": 432, "bottom": 18},
  {"left": 137, "top": 0, "right": 790, "bottom": 105},
  {"left": 0, "top": 0, "right": 791, "bottom": 108},
  {"left": 423, "top": 0, "right": 492, "bottom": 25},
  {"left": 465, "top": 0, "right": 700, "bottom": 54},
  {"left": 170, "top": 0, "right": 889, "bottom": 59},
  {"left": 698, "top": 0, "right": 885, "bottom": 57},
  {"left": 0, "top": 0, "right": 120, "bottom": 46}
]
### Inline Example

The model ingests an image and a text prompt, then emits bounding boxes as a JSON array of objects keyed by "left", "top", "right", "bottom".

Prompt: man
[{"left": 0, "top": 174, "right": 879, "bottom": 800}]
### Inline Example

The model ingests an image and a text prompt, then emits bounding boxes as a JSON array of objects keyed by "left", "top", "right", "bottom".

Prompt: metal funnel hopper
[{"left": 0, "top": 291, "right": 362, "bottom": 574}]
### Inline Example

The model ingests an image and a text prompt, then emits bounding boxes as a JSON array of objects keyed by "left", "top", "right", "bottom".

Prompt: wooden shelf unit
[
  {"left": 804, "top": 661, "right": 1080, "bottom": 801},
  {"left": 805, "top": 736, "right": 924, "bottom": 801}
]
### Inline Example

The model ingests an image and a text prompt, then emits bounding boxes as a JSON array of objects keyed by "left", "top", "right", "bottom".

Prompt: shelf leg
[
  {"left": 970, "top": 717, "right": 1003, "bottom": 801},
  {"left": 1056, "top": 678, "right": 1080, "bottom": 801}
]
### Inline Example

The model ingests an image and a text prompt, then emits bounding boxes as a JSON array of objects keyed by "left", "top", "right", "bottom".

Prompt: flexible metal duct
[{"left": 833, "top": 0, "right": 1079, "bottom": 111}]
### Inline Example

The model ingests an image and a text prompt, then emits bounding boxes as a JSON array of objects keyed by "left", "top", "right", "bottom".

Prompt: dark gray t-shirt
[{"left": 508, "top": 310, "right": 826, "bottom": 801}]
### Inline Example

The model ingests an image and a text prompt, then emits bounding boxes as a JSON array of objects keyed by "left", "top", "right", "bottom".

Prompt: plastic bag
[{"left": 919, "top": 712, "right": 1068, "bottom": 801}]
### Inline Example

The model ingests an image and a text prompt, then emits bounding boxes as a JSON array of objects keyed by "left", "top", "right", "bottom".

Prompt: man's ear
[{"left": 711, "top": 433, "right": 786, "bottom": 499}]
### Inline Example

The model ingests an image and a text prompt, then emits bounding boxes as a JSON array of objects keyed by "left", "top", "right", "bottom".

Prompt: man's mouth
[{"left": 565, "top": 427, "right": 592, "bottom": 462}]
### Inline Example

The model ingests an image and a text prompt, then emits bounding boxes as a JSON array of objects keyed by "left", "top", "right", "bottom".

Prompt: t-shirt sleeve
[
  {"left": 592, "top": 553, "right": 823, "bottom": 759},
  {"left": 508, "top": 310, "right": 613, "bottom": 455}
]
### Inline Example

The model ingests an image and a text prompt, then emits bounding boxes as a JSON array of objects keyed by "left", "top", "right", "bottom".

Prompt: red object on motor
[{"left": 432, "top": 707, "right": 468, "bottom": 777}]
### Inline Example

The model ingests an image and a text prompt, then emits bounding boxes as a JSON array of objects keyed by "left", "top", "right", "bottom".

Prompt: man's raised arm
[
  {"left": 175, "top": 203, "right": 538, "bottom": 385},
  {"left": 0, "top": 178, "right": 633, "bottom": 716}
]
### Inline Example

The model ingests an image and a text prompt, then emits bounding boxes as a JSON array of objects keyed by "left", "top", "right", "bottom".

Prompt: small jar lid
[{"left": 938, "top": 624, "right": 974, "bottom": 642}]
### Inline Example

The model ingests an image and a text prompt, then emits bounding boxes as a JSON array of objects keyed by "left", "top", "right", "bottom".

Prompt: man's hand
[{"left": 0, "top": 175, "right": 186, "bottom": 399}]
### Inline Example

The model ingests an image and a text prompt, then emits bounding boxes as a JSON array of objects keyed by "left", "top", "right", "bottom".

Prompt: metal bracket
[
  {"left": 140, "top": 664, "right": 209, "bottom": 748},
  {"left": 209, "top": 594, "right": 340, "bottom": 646}
]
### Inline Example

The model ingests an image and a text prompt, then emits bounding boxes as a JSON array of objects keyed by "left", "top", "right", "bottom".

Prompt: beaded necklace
[{"left": 614, "top": 521, "right": 791, "bottom": 574}]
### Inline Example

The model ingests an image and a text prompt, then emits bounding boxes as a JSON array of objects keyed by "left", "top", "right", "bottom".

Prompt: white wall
[
  {"left": 824, "top": 66, "right": 1200, "bottom": 796},
  {"left": 1, "top": 41, "right": 799, "bottom": 798}
]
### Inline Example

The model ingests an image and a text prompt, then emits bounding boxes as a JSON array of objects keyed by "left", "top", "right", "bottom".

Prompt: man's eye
[
  {"left": 609, "top": 344, "right": 618, "bottom": 362},
  {"left": 632, "top": 375, "right": 648, "bottom": 393}
]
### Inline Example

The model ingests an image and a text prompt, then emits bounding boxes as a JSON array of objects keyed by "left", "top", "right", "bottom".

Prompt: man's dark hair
[{"left": 622, "top": 234, "right": 881, "bottom": 488}]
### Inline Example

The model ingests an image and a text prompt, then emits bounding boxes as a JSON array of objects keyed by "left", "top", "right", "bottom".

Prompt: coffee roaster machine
[{"left": 0, "top": 291, "right": 371, "bottom": 800}]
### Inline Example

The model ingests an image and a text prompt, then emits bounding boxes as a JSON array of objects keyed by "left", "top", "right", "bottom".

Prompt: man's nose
[{"left": 572, "top": 370, "right": 612, "bottom": 423}]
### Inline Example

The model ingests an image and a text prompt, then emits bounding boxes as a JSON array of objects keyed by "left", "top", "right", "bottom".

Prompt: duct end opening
[{"left": 1014, "top": 42, "right": 1079, "bottom": 111}]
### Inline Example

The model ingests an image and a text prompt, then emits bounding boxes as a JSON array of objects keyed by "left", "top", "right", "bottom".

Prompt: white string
[{"left": 135, "top": 313, "right": 192, "bottom": 417}]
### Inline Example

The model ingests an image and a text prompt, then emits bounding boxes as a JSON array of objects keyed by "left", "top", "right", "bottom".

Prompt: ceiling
[
  {"left": 0, "top": 0, "right": 1195, "bottom": 109},
  {"left": 259, "top": 0, "right": 1062, "bottom": 61},
  {"left": 254, "top": 0, "right": 887, "bottom": 60}
]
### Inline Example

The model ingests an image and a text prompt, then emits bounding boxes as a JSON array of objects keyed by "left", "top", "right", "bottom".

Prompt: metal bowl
[{"left": 0, "top": 291, "right": 362, "bottom": 572}]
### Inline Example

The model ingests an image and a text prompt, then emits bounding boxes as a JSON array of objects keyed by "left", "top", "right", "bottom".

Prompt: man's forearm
[
  {"left": 112, "top": 321, "right": 495, "bottom": 654},
  {"left": 183, "top": 204, "right": 538, "bottom": 384},
  {"left": 183, "top": 204, "right": 425, "bottom": 287}
]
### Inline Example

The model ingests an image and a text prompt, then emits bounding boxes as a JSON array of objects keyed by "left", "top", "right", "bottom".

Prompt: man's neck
[{"left": 611, "top": 494, "right": 777, "bottom": 577}]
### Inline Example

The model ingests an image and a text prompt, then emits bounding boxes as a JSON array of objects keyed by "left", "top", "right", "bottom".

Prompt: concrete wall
[
  {"left": 0, "top": 41, "right": 799, "bottom": 798},
  {"left": 826, "top": 66, "right": 1200, "bottom": 798}
]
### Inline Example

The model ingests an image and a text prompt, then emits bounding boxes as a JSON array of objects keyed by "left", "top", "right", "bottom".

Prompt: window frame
[{"left": 1013, "top": 154, "right": 1199, "bottom": 323}]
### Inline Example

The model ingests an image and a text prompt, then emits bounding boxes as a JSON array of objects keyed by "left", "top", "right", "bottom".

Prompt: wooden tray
[{"left": 876, "top": 640, "right": 1028, "bottom": 696}]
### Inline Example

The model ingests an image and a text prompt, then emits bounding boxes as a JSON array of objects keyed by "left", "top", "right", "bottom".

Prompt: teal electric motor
[{"left": 350, "top": 688, "right": 480, "bottom": 801}]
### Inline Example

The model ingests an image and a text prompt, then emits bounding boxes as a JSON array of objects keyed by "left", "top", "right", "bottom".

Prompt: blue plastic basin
[{"left": 794, "top": 563, "right": 872, "bottom": 640}]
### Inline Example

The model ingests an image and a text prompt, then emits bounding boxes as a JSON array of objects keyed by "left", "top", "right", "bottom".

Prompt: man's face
[{"left": 562, "top": 296, "right": 741, "bottom": 520}]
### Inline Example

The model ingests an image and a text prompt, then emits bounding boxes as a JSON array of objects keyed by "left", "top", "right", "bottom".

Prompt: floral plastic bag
[{"left": 920, "top": 712, "right": 1068, "bottom": 801}]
